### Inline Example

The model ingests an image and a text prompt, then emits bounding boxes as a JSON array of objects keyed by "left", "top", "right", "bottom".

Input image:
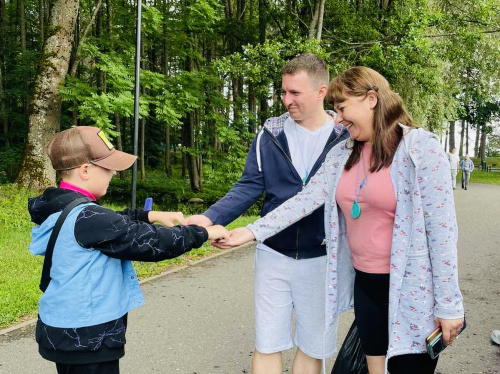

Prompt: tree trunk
[
  {"left": 69, "top": 0, "right": 102, "bottom": 77},
  {"left": 162, "top": 0, "right": 172, "bottom": 178},
  {"left": 258, "top": 0, "right": 265, "bottom": 44},
  {"left": 474, "top": 124, "right": 480, "bottom": 157},
  {"left": 165, "top": 126, "right": 172, "bottom": 177},
  {"left": 140, "top": 116, "right": 145, "bottom": 181},
  {"left": 459, "top": 120, "right": 465, "bottom": 157},
  {"left": 139, "top": 40, "right": 146, "bottom": 181},
  {"left": 183, "top": 112, "right": 201, "bottom": 191},
  {"left": 448, "top": 121, "right": 455, "bottom": 150},
  {"left": 19, "top": 0, "right": 26, "bottom": 51},
  {"left": 15, "top": 0, "right": 80, "bottom": 191},
  {"left": 380, "top": 0, "right": 392, "bottom": 9},
  {"left": 114, "top": 112, "right": 126, "bottom": 180},
  {"left": 39, "top": 0, "right": 44, "bottom": 45},
  {"left": 479, "top": 125, "right": 487, "bottom": 162},
  {"left": 232, "top": 77, "right": 240, "bottom": 126},
  {"left": 0, "top": 0, "right": 7, "bottom": 147},
  {"left": 444, "top": 128, "right": 448, "bottom": 153},
  {"left": 308, "top": 0, "right": 319, "bottom": 39},
  {"left": 0, "top": 60, "right": 6, "bottom": 147},
  {"left": 315, "top": 0, "right": 325, "bottom": 41},
  {"left": 465, "top": 121, "right": 469, "bottom": 155},
  {"left": 248, "top": 83, "right": 256, "bottom": 134}
]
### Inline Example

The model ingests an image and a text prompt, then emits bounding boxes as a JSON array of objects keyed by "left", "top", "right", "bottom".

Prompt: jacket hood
[
  {"left": 28, "top": 187, "right": 88, "bottom": 225},
  {"left": 262, "top": 110, "right": 338, "bottom": 137},
  {"left": 343, "top": 125, "right": 439, "bottom": 167},
  {"left": 29, "top": 188, "right": 91, "bottom": 257}
]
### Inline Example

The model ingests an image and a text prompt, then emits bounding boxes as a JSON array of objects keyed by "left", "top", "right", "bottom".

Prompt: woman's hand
[
  {"left": 435, "top": 317, "right": 465, "bottom": 346},
  {"left": 148, "top": 211, "right": 186, "bottom": 227},
  {"left": 211, "top": 227, "right": 256, "bottom": 249}
]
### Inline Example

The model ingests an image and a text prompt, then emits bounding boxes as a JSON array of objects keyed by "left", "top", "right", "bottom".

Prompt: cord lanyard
[{"left": 351, "top": 152, "right": 368, "bottom": 219}]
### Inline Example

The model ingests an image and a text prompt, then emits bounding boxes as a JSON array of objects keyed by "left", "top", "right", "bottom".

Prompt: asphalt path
[{"left": 1, "top": 183, "right": 499, "bottom": 374}]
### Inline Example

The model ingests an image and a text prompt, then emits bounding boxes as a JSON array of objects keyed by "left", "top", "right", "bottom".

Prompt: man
[
  {"left": 460, "top": 154, "right": 474, "bottom": 190},
  {"left": 447, "top": 147, "right": 460, "bottom": 189},
  {"left": 187, "top": 54, "right": 348, "bottom": 374}
]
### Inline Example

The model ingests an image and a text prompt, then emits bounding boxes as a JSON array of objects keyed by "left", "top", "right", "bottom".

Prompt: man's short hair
[{"left": 282, "top": 54, "right": 329, "bottom": 87}]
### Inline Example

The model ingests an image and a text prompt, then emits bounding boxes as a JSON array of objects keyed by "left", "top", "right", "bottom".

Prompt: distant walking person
[
  {"left": 447, "top": 147, "right": 460, "bottom": 189},
  {"left": 460, "top": 154, "right": 474, "bottom": 190}
]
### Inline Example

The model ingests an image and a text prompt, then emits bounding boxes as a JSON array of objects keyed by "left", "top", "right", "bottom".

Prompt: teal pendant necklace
[{"left": 352, "top": 151, "right": 368, "bottom": 219}]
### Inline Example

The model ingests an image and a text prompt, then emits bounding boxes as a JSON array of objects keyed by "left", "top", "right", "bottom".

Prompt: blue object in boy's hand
[{"left": 143, "top": 197, "right": 153, "bottom": 211}]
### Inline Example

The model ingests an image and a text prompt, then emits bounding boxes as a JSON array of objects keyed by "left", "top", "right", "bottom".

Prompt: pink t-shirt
[
  {"left": 336, "top": 143, "right": 396, "bottom": 274},
  {"left": 60, "top": 181, "right": 96, "bottom": 201}
]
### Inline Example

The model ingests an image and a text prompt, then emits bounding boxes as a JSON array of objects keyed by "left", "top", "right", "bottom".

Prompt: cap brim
[{"left": 92, "top": 150, "right": 137, "bottom": 171}]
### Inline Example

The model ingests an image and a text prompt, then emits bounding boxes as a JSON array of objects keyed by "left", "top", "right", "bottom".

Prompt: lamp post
[{"left": 131, "top": 0, "right": 142, "bottom": 209}]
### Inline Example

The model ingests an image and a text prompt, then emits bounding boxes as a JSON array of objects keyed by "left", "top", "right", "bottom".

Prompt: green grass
[
  {"left": 0, "top": 184, "right": 258, "bottom": 329},
  {"left": 467, "top": 170, "right": 500, "bottom": 184}
]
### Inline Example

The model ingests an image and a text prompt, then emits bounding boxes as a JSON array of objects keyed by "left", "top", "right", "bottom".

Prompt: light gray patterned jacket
[{"left": 247, "top": 126, "right": 465, "bottom": 366}]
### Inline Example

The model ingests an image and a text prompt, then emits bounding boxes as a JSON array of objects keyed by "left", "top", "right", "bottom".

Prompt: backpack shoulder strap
[{"left": 39, "top": 197, "right": 93, "bottom": 292}]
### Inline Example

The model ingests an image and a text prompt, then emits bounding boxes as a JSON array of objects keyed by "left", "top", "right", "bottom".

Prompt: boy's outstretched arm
[{"left": 75, "top": 205, "right": 209, "bottom": 262}]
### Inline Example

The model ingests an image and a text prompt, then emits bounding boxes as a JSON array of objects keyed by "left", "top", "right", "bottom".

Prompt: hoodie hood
[
  {"left": 29, "top": 188, "right": 94, "bottom": 257},
  {"left": 28, "top": 187, "right": 87, "bottom": 225}
]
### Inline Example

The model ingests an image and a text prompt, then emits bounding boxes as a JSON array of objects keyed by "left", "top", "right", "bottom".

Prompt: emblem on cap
[{"left": 97, "top": 131, "right": 114, "bottom": 150}]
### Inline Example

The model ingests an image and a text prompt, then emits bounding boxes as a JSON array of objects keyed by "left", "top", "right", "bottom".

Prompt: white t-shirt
[
  {"left": 284, "top": 117, "right": 335, "bottom": 182},
  {"left": 447, "top": 152, "right": 460, "bottom": 170}
]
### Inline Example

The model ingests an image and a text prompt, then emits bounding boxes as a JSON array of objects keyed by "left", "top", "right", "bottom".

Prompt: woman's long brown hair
[{"left": 327, "top": 67, "right": 417, "bottom": 172}]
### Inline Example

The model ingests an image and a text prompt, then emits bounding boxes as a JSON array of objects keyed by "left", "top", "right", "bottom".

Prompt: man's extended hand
[
  {"left": 148, "top": 211, "right": 186, "bottom": 227},
  {"left": 212, "top": 227, "right": 255, "bottom": 249},
  {"left": 186, "top": 214, "right": 213, "bottom": 228}
]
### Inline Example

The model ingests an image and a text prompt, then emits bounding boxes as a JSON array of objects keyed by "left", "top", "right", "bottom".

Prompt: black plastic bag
[{"left": 331, "top": 320, "right": 369, "bottom": 374}]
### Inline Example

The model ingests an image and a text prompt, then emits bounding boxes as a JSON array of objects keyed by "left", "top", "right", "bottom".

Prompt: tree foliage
[{"left": 1, "top": 0, "right": 499, "bottom": 191}]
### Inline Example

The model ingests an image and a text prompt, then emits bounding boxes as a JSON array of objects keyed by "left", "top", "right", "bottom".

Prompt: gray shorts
[{"left": 253, "top": 248, "right": 335, "bottom": 359}]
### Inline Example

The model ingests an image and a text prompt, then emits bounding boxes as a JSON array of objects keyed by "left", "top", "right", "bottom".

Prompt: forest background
[{"left": 1, "top": 0, "right": 500, "bottom": 208}]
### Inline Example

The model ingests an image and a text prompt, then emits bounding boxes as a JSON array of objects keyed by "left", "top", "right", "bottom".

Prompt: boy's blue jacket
[
  {"left": 30, "top": 202, "right": 144, "bottom": 328},
  {"left": 204, "top": 111, "right": 348, "bottom": 259},
  {"left": 28, "top": 187, "right": 208, "bottom": 364}
]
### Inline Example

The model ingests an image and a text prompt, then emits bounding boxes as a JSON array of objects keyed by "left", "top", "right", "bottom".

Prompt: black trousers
[{"left": 56, "top": 360, "right": 120, "bottom": 374}]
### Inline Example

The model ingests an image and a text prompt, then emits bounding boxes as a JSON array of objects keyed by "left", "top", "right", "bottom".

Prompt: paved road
[{"left": 1, "top": 183, "right": 499, "bottom": 374}]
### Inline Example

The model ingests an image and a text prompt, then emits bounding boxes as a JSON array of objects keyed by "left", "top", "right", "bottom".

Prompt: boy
[{"left": 28, "top": 126, "right": 228, "bottom": 374}]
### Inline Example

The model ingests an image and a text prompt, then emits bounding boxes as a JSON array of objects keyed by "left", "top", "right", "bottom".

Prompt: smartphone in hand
[{"left": 426, "top": 319, "right": 467, "bottom": 359}]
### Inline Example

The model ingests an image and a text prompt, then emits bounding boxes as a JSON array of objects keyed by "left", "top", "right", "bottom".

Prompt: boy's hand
[
  {"left": 212, "top": 227, "right": 255, "bottom": 249},
  {"left": 206, "top": 225, "right": 229, "bottom": 241},
  {"left": 148, "top": 211, "right": 186, "bottom": 227},
  {"left": 186, "top": 214, "right": 213, "bottom": 228}
]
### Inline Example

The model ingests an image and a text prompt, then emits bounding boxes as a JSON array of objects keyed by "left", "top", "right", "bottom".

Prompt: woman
[{"left": 218, "top": 67, "right": 465, "bottom": 374}]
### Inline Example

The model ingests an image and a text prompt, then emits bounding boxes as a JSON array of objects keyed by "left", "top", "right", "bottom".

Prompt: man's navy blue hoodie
[{"left": 204, "top": 111, "right": 348, "bottom": 259}]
